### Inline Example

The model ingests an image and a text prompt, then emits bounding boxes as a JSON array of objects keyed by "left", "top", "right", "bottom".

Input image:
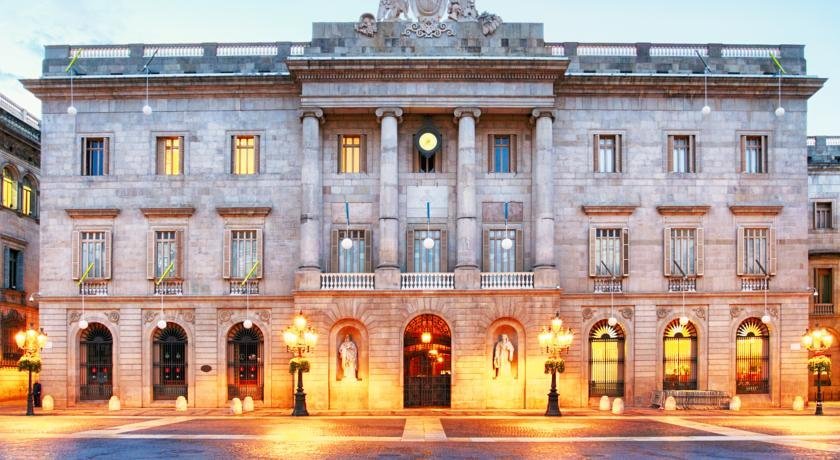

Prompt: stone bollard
[
  {"left": 599, "top": 395, "right": 611, "bottom": 411},
  {"left": 42, "top": 395, "right": 54, "bottom": 412},
  {"left": 231, "top": 397, "right": 243, "bottom": 415},
  {"left": 243, "top": 396, "right": 254, "bottom": 413},
  {"left": 664, "top": 396, "right": 677, "bottom": 411},
  {"left": 611, "top": 398, "right": 625, "bottom": 415},
  {"left": 108, "top": 396, "right": 121, "bottom": 411},
  {"left": 729, "top": 396, "right": 741, "bottom": 411},
  {"left": 792, "top": 396, "right": 805, "bottom": 411},
  {"left": 175, "top": 396, "right": 188, "bottom": 412}
]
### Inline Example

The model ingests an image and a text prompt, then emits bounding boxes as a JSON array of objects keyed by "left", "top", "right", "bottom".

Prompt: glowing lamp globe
[
  {"left": 775, "top": 106, "right": 785, "bottom": 118},
  {"left": 283, "top": 329, "right": 298, "bottom": 347},
  {"left": 679, "top": 316, "right": 689, "bottom": 326},
  {"left": 421, "top": 331, "right": 432, "bottom": 344},
  {"left": 340, "top": 237, "right": 353, "bottom": 250},
  {"left": 423, "top": 237, "right": 435, "bottom": 250},
  {"left": 67, "top": 105, "right": 77, "bottom": 116},
  {"left": 436, "top": 356, "right": 444, "bottom": 363},
  {"left": 608, "top": 317, "right": 618, "bottom": 327},
  {"left": 761, "top": 314, "right": 772, "bottom": 324},
  {"left": 14, "top": 331, "right": 26, "bottom": 349},
  {"left": 293, "top": 312, "right": 307, "bottom": 330},
  {"left": 701, "top": 105, "right": 711, "bottom": 116},
  {"left": 501, "top": 237, "right": 513, "bottom": 250},
  {"left": 243, "top": 319, "right": 253, "bottom": 329},
  {"left": 142, "top": 104, "right": 153, "bottom": 115},
  {"left": 551, "top": 315, "right": 562, "bottom": 332},
  {"left": 157, "top": 319, "right": 167, "bottom": 330},
  {"left": 304, "top": 330, "right": 318, "bottom": 348},
  {"left": 801, "top": 334, "right": 813, "bottom": 348},
  {"left": 78, "top": 319, "right": 89, "bottom": 330}
]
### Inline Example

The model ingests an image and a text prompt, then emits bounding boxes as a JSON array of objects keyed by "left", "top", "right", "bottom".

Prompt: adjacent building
[{"left": 23, "top": 4, "right": 827, "bottom": 410}]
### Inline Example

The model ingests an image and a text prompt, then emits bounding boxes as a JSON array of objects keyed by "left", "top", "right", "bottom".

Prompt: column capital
[
  {"left": 299, "top": 107, "right": 325, "bottom": 124},
  {"left": 375, "top": 107, "right": 404, "bottom": 123},
  {"left": 530, "top": 108, "right": 555, "bottom": 123},
  {"left": 453, "top": 107, "right": 481, "bottom": 124}
]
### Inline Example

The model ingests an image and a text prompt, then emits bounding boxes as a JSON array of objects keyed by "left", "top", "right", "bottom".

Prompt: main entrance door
[{"left": 404, "top": 314, "right": 451, "bottom": 407}]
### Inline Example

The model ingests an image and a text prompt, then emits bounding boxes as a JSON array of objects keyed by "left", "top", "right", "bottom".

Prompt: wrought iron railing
[
  {"left": 480, "top": 272, "right": 534, "bottom": 289},
  {"left": 227, "top": 384, "right": 263, "bottom": 401},
  {"left": 320, "top": 273, "right": 375, "bottom": 290},
  {"left": 79, "top": 384, "right": 113, "bottom": 401},
  {"left": 401, "top": 273, "right": 454, "bottom": 290},
  {"left": 153, "top": 384, "right": 187, "bottom": 400}
]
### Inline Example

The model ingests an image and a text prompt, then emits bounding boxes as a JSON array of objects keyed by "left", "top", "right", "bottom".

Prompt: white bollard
[
  {"left": 729, "top": 395, "right": 741, "bottom": 411},
  {"left": 792, "top": 396, "right": 805, "bottom": 411},
  {"left": 243, "top": 396, "right": 254, "bottom": 413},
  {"left": 611, "top": 397, "right": 625, "bottom": 415},
  {"left": 599, "top": 395, "right": 611, "bottom": 411},
  {"left": 42, "top": 395, "right": 54, "bottom": 412},
  {"left": 664, "top": 395, "right": 677, "bottom": 411},
  {"left": 175, "top": 396, "right": 188, "bottom": 412},
  {"left": 108, "top": 395, "right": 121, "bottom": 411},
  {"left": 231, "top": 397, "right": 243, "bottom": 415}
]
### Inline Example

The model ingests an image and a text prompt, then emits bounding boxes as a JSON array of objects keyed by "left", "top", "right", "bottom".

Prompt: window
[
  {"left": 482, "top": 229, "right": 523, "bottom": 273},
  {"left": 412, "top": 136, "right": 443, "bottom": 173},
  {"left": 156, "top": 136, "right": 184, "bottom": 176},
  {"left": 1, "top": 166, "right": 17, "bottom": 209},
  {"left": 408, "top": 229, "right": 446, "bottom": 273},
  {"left": 1, "top": 310, "right": 24, "bottom": 367},
  {"left": 231, "top": 135, "right": 259, "bottom": 175},
  {"left": 152, "top": 323, "right": 188, "bottom": 400},
  {"left": 227, "top": 323, "right": 264, "bottom": 400},
  {"left": 593, "top": 134, "right": 621, "bottom": 173},
  {"left": 589, "top": 320, "right": 625, "bottom": 397},
  {"left": 3, "top": 247, "right": 23, "bottom": 290},
  {"left": 737, "top": 227, "right": 775, "bottom": 276},
  {"left": 72, "top": 230, "right": 111, "bottom": 280},
  {"left": 20, "top": 176, "right": 35, "bottom": 217},
  {"left": 663, "top": 319, "right": 698, "bottom": 390},
  {"left": 79, "top": 323, "right": 114, "bottom": 401},
  {"left": 488, "top": 135, "right": 516, "bottom": 173},
  {"left": 814, "top": 202, "right": 833, "bottom": 229},
  {"left": 741, "top": 135, "right": 768, "bottom": 174},
  {"left": 815, "top": 268, "right": 832, "bottom": 305},
  {"left": 589, "top": 228, "right": 629, "bottom": 277},
  {"left": 223, "top": 229, "right": 262, "bottom": 279},
  {"left": 735, "top": 319, "right": 770, "bottom": 394},
  {"left": 664, "top": 228, "right": 703, "bottom": 277},
  {"left": 331, "top": 229, "right": 371, "bottom": 273},
  {"left": 82, "top": 137, "right": 109, "bottom": 176},
  {"left": 147, "top": 230, "right": 183, "bottom": 280},
  {"left": 668, "top": 135, "right": 695, "bottom": 173},
  {"left": 338, "top": 134, "right": 365, "bottom": 173}
]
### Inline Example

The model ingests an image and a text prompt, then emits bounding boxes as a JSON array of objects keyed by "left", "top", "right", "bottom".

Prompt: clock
[{"left": 415, "top": 126, "right": 442, "bottom": 158}]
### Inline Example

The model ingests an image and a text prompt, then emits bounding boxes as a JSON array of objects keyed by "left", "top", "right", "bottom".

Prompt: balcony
[
  {"left": 79, "top": 281, "right": 109, "bottom": 296},
  {"left": 229, "top": 281, "right": 259, "bottom": 295},
  {"left": 480, "top": 272, "right": 534, "bottom": 290},
  {"left": 401, "top": 273, "right": 454, "bottom": 290},
  {"left": 668, "top": 278, "right": 697, "bottom": 292},
  {"left": 811, "top": 303, "right": 835, "bottom": 317},
  {"left": 153, "top": 280, "right": 184, "bottom": 296},
  {"left": 740, "top": 278, "right": 769, "bottom": 292},
  {"left": 320, "top": 273, "right": 375, "bottom": 291},
  {"left": 593, "top": 278, "right": 623, "bottom": 293}
]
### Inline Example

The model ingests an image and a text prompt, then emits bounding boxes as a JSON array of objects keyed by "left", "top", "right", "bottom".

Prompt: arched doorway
[
  {"left": 404, "top": 314, "right": 451, "bottom": 407},
  {"left": 735, "top": 318, "right": 770, "bottom": 395},
  {"left": 663, "top": 319, "right": 697, "bottom": 390},
  {"left": 79, "top": 323, "right": 113, "bottom": 401},
  {"left": 589, "top": 319, "right": 625, "bottom": 398},
  {"left": 153, "top": 323, "right": 188, "bottom": 400},
  {"left": 227, "top": 323, "right": 264, "bottom": 400}
]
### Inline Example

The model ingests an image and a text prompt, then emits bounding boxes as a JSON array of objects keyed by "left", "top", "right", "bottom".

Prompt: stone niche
[
  {"left": 486, "top": 320, "right": 525, "bottom": 409},
  {"left": 329, "top": 321, "right": 369, "bottom": 410}
]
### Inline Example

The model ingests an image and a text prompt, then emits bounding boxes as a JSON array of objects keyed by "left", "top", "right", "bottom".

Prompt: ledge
[
  {"left": 65, "top": 208, "right": 121, "bottom": 218},
  {"left": 141, "top": 207, "right": 196, "bottom": 218},
  {"left": 216, "top": 207, "right": 272, "bottom": 217},
  {"left": 582, "top": 205, "right": 638, "bottom": 216},
  {"left": 0, "top": 234, "right": 28, "bottom": 247},
  {"left": 728, "top": 204, "right": 783, "bottom": 216},
  {"left": 657, "top": 205, "right": 711, "bottom": 216}
]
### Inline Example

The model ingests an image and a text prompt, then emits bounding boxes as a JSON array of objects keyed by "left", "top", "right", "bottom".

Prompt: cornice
[
  {"left": 656, "top": 205, "right": 711, "bottom": 216},
  {"left": 0, "top": 234, "right": 28, "bottom": 247},
  {"left": 65, "top": 208, "right": 121, "bottom": 218},
  {"left": 140, "top": 207, "right": 196, "bottom": 218},
  {"left": 216, "top": 207, "right": 272, "bottom": 217},
  {"left": 582, "top": 205, "right": 638, "bottom": 216},
  {"left": 728, "top": 204, "right": 783, "bottom": 216}
]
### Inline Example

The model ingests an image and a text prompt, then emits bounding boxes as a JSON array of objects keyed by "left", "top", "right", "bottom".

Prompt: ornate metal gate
[
  {"left": 663, "top": 320, "right": 698, "bottom": 390},
  {"left": 227, "top": 323, "right": 264, "bottom": 400},
  {"left": 589, "top": 320, "right": 625, "bottom": 397},
  {"left": 79, "top": 323, "right": 113, "bottom": 401},
  {"left": 153, "top": 323, "right": 187, "bottom": 400},
  {"left": 404, "top": 314, "right": 451, "bottom": 407}
]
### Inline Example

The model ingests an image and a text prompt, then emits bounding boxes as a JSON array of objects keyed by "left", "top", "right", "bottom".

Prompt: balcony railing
[
  {"left": 401, "top": 273, "right": 454, "bottom": 290},
  {"left": 668, "top": 278, "right": 697, "bottom": 292},
  {"left": 320, "top": 273, "right": 375, "bottom": 290},
  {"left": 154, "top": 280, "right": 184, "bottom": 296},
  {"left": 480, "top": 272, "right": 534, "bottom": 289},
  {"left": 79, "top": 281, "right": 109, "bottom": 296},
  {"left": 593, "top": 278, "right": 623, "bottom": 293},
  {"left": 740, "top": 278, "right": 769, "bottom": 292},
  {"left": 229, "top": 281, "right": 260, "bottom": 295},
  {"left": 811, "top": 303, "right": 835, "bottom": 316}
]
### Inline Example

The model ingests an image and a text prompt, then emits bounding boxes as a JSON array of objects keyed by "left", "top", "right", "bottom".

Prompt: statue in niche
[
  {"left": 493, "top": 334, "right": 516, "bottom": 380},
  {"left": 355, "top": 13, "right": 378, "bottom": 37},
  {"left": 338, "top": 334, "right": 359, "bottom": 381},
  {"left": 377, "top": 0, "right": 410, "bottom": 21}
]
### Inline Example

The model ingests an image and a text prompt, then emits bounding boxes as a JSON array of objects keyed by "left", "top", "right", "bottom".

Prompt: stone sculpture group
[{"left": 356, "top": 0, "right": 503, "bottom": 37}]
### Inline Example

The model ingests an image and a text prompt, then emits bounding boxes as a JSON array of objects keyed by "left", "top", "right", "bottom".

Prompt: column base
[
  {"left": 295, "top": 268, "right": 322, "bottom": 291},
  {"left": 533, "top": 266, "right": 560, "bottom": 289},
  {"left": 454, "top": 266, "right": 480, "bottom": 290},
  {"left": 375, "top": 267, "right": 401, "bottom": 290}
]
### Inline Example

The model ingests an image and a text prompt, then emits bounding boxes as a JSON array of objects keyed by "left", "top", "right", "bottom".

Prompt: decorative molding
[
  {"left": 354, "top": 13, "right": 378, "bottom": 37},
  {"left": 728, "top": 204, "right": 783, "bottom": 216},
  {"left": 0, "top": 234, "right": 27, "bottom": 247},
  {"left": 730, "top": 306, "right": 744, "bottom": 319},
  {"left": 453, "top": 107, "right": 482, "bottom": 122},
  {"left": 140, "top": 207, "right": 196, "bottom": 218},
  {"left": 582, "top": 205, "right": 639, "bottom": 216},
  {"left": 375, "top": 107, "right": 404, "bottom": 123},
  {"left": 216, "top": 207, "right": 272, "bottom": 217},
  {"left": 656, "top": 205, "right": 711, "bottom": 216},
  {"left": 65, "top": 208, "right": 120, "bottom": 218},
  {"left": 619, "top": 307, "right": 633, "bottom": 320},
  {"left": 143, "top": 309, "right": 194, "bottom": 324},
  {"left": 530, "top": 108, "right": 555, "bottom": 123},
  {"left": 692, "top": 307, "right": 706, "bottom": 321},
  {"left": 403, "top": 20, "right": 455, "bottom": 39},
  {"left": 656, "top": 307, "right": 671, "bottom": 319},
  {"left": 298, "top": 107, "right": 325, "bottom": 124},
  {"left": 217, "top": 309, "right": 271, "bottom": 325},
  {"left": 582, "top": 307, "right": 594, "bottom": 321},
  {"left": 68, "top": 310, "right": 120, "bottom": 325}
]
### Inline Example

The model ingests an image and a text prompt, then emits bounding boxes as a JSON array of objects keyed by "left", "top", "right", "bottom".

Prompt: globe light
[
  {"left": 340, "top": 237, "right": 353, "bottom": 250},
  {"left": 157, "top": 319, "right": 167, "bottom": 330},
  {"left": 501, "top": 237, "right": 513, "bottom": 250},
  {"left": 304, "top": 330, "right": 318, "bottom": 348},
  {"left": 78, "top": 319, "right": 89, "bottom": 330},
  {"left": 679, "top": 316, "right": 689, "bottom": 326},
  {"left": 67, "top": 106, "right": 77, "bottom": 116},
  {"left": 293, "top": 312, "right": 307, "bottom": 330},
  {"left": 243, "top": 319, "right": 253, "bottom": 329},
  {"left": 551, "top": 314, "right": 562, "bottom": 333},
  {"left": 423, "top": 237, "right": 435, "bottom": 250},
  {"left": 775, "top": 106, "right": 785, "bottom": 118},
  {"left": 608, "top": 317, "right": 618, "bottom": 327},
  {"left": 761, "top": 314, "right": 772, "bottom": 324},
  {"left": 421, "top": 331, "right": 432, "bottom": 344},
  {"left": 283, "top": 328, "right": 298, "bottom": 347},
  {"left": 142, "top": 104, "right": 153, "bottom": 115},
  {"left": 701, "top": 105, "right": 711, "bottom": 116}
]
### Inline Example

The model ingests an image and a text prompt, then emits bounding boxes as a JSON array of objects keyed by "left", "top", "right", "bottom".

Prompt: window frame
[
  {"left": 337, "top": 134, "right": 367, "bottom": 174},
  {"left": 739, "top": 133, "right": 770, "bottom": 175},
  {"left": 330, "top": 227, "right": 372, "bottom": 273},
  {"left": 79, "top": 135, "right": 112, "bottom": 176},
  {"left": 813, "top": 200, "right": 834, "bottom": 230},
  {"left": 592, "top": 132, "right": 625, "bottom": 174},
  {"left": 487, "top": 134, "right": 518, "bottom": 174},
  {"left": 1, "top": 165, "right": 19, "bottom": 210},
  {"left": 71, "top": 228, "right": 113, "bottom": 281},
  {"left": 2, "top": 245, "right": 24, "bottom": 291},
  {"left": 227, "top": 132, "right": 264, "bottom": 176},
  {"left": 588, "top": 227, "right": 630, "bottom": 277},
  {"left": 406, "top": 225, "right": 448, "bottom": 273},
  {"left": 481, "top": 225, "right": 524, "bottom": 273},
  {"left": 19, "top": 175, "right": 37, "bottom": 218},
  {"left": 663, "top": 227, "right": 704, "bottom": 277},
  {"left": 154, "top": 134, "right": 187, "bottom": 176},
  {"left": 146, "top": 228, "right": 185, "bottom": 281},
  {"left": 736, "top": 225, "right": 776, "bottom": 277},
  {"left": 222, "top": 227, "right": 264, "bottom": 280},
  {"left": 665, "top": 133, "right": 698, "bottom": 174}
]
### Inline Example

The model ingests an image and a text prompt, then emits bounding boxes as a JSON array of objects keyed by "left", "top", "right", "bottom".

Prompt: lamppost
[
  {"left": 15, "top": 323, "right": 47, "bottom": 416},
  {"left": 538, "top": 312, "right": 574, "bottom": 417},
  {"left": 801, "top": 327, "right": 833, "bottom": 416},
  {"left": 284, "top": 311, "right": 317, "bottom": 416}
]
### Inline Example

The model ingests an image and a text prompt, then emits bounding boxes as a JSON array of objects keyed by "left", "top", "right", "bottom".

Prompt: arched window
[
  {"left": 735, "top": 318, "right": 770, "bottom": 394},
  {"left": 1, "top": 310, "right": 25, "bottom": 366},
  {"left": 227, "top": 323, "right": 263, "bottom": 400},
  {"left": 20, "top": 176, "right": 36, "bottom": 217},
  {"left": 663, "top": 319, "right": 698, "bottom": 390},
  {"left": 589, "top": 320, "right": 625, "bottom": 397},
  {"left": 153, "top": 323, "right": 188, "bottom": 400},
  {"left": 79, "top": 323, "right": 113, "bottom": 401},
  {"left": 2, "top": 166, "right": 18, "bottom": 210}
]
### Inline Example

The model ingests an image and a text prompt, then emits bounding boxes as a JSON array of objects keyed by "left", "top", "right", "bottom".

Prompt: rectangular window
[
  {"left": 815, "top": 202, "right": 833, "bottom": 229},
  {"left": 486, "top": 229, "right": 517, "bottom": 273},
  {"left": 338, "top": 135, "right": 365, "bottom": 173},
  {"left": 594, "top": 134, "right": 621, "bottom": 173},
  {"left": 3, "top": 247, "right": 23, "bottom": 290},
  {"left": 230, "top": 230, "right": 258, "bottom": 278},
  {"left": 335, "top": 229, "right": 367, "bottom": 273},
  {"left": 155, "top": 231, "right": 179, "bottom": 278},
  {"left": 231, "top": 135, "right": 259, "bottom": 175},
  {"left": 590, "top": 228, "right": 629, "bottom": 277},
  {"left": 20, "top": 182, "right": 31, "bottom": 216},
  {"left": 741, "top": 135, "right": 768, "bottom": 174},
  {"left": 488, "top": 135, "right": 516, "bottom": 173},
  {"left": 815, "top": 268, "right": 832, "bottom": 305},
  {"left": 666, "top": 228, "right": 698, "bottom": 276},
  {"left": 741, "top": 228, "right": 769, "bottom": 275},
  {"left": 412, "top": 230, "right": 442, "bottom": 272},
  {"left": 156, "top": 136, "right": 183, "bottom": 176},
  {"left": 1, "top": 169, "right": 16, "bottom": 209},
  {"left": 668, "top": 135, "right": 695, "bottom": 173},
  {"left": 80, "top": 231, "right": 107, "bottom": 279},
  {"left": 82, "top": 137, "right": 109, "bottom": 176}
]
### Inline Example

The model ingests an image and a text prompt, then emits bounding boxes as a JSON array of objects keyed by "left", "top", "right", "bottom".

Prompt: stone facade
[{"left": 23, "top": 9, "right": 826, "bottom": 410}]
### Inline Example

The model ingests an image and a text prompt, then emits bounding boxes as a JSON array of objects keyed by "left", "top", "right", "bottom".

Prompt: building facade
[
  {"left": 0, "top": 94, "right": 41, "bottom": 401},
  {"left": 24, "top": 3, "right": 826, "bottom": 409}
]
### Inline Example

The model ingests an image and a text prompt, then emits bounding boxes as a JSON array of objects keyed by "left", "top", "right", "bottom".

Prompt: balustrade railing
[
  {"left": 577, "top": 45, "right": 637, "bottom": 57},
  {"left": 320, "top": 273, "right": 375, "bottom": 290},
  {"left": 721, "top": 46, "right": 780, "bottom": 58},
  {"left": 290, "top": 44, "right": 306, "bottom": 56},
  {"left": 79, "top": 281, "right": 109, "bottom": 296},
  {"left": 740, "top": 278, "right": 769, "bottom": 292},
  {"left": 480, "top": 272, "right": 534, "bottom": 289},
  {"left": 593, "top": 278, "right": 623, "bottom": 293},
  {"left": 401, "top": 273, "right": 455, "bottom": 290},
  {"left": 217, "top": 44, "right": 279, "bottom": 56},
  {"left": 649, "top": 46, "right": 708, "bottom": 57},
  {"left": 144, "top": 45, "right": 204, "bottom": 57},
  {"left": 70, "top": 47, "right": 130, "bottom": 59},
  {"left": 154, "top": 280, "right": 184, "bottom": 296},
  {"left": 668, "top": 278, "right": 697, "bottom": 292},
  {"left": 811, "top": 303, "right": 835, "bottom": 316},
  {"left": 229, "top": 281, "right": 260, "bottom": 295}
]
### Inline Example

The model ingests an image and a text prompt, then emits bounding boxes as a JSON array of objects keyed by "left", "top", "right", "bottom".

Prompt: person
[
  {"left": 493, "top": 334, "right": 515, "bottom": 380},
  {"left": 338, "top": 335, "right": 358, "bottom": 381},
  {"left": 32, "top": 381, "right": 42, "bottom": 407}
]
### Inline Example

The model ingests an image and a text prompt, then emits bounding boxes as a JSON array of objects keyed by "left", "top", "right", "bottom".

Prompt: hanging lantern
[
  {"left": 761, "top": 314, "right": 771, "bottom": 324},
  {"left": 775, "top": 106, "right": 785, "bottom": 118},
  {"left": 341, "top": 237, "right": 353, "bottom": 250},
  {"left": 608, "top": 317, "right": 618, "bottom": 327},
  {"left": 423, "top": 236, "right": 435, "bottom": 250},
  {"left": 78, "top": 318, "right": 89, "bottom": 330},
  {"left": 142, "top": 104, "right": 153, "bottom": 116},
  {"left": 157, "top": 319, "right": 167, "bottom": 330},
  {"left": 701, "top": 105, "right": 711, "bottom": 116},
  {"left": 67, "top": 106, "right": 78, "bottom": 116},
  {"left": 243, "top": 319, "right": 253, "bottom": 329},
  {"left": 501, "top": 237, "right": 513, "bottom": 250},
  {"left": 679, "top": 316, "right": 689, "bottom": 326}
]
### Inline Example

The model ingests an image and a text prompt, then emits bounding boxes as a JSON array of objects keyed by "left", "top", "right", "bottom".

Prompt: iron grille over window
[
  {"left": 663, "top": 319, "right": 698, "bottom": 390},
  {"left": 589, "top": 320, "right": 625, "bottom": 397},
  {"left": 404, "top": 314, "right": 451, "bottom": 408},
  {"left": 79, "top": 323, "right": 113, "bottom": 401},
  {"left": 227, "top": 323, "right": 264, "bottom": 401},
  {"left": 153, "top": 323, "right": 188, "bottom": 400},
  {"left": 735, "top": 318, "right": 770, "bottom": 394}
]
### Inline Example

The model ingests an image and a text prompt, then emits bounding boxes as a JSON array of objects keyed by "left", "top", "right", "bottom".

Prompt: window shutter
[
  {"left": 103, "top": 138, "right": 110, "bottom": 175},
  {"left": 364, "top": 230, "right": 372, "bottom": 273},
  {"left": 736, "top": 227, "right": 745, "bottom": 276},
  {"left": 696, "top": 227, "right": 705, "bottom": 276},
  {"left": 616, "top": 135, "right": 623, "bottom": 172},
  {"left": 592, "top": 134, "right": 600, "bottom": 172},
  {"left": 621, "top": 227, "right": 630, "bottom": 277},
  {"left": 255, "top": 228, "right": 264, "bottom": 278},
  {"left": 230, "top": 136, "right": 236, "bottom": 173},
  {"left": 689, "top": 135, "right": 696, "bottom": 173},
  {"left": 254, "top": 135, "right": 261, "bottom": 174},
  {"left": 176, "top": 230, "right": 185, "bottom": 279},
  {"left": 80, "top": 137, "right": 86, "bottom": 175},
  {"left": 515, "top": 229, "right": 524, "bottom": 272},
  {"left": 482, "top": 229, "right": 490, "bottom": 272},
  {"left": 2, "top": 247, "right": 9, "bottom": 288},
  {"left": 406, "top": 229, "right": 415, "bottom": 272},
  {"left": 588, "top": 227, "right": 597, "bottom": 277},
  {"left": 330, "top": 229, "right": 339, "bottom": 273},
  {"left": 434, "top": 141, "right": 443, "bottom": 172},
  {"left": 15, "top": 250, "right": 23, "bottom": 290},
  {"left": 222, "top": 229, "right": 232, "bottom": 279},
  {"left": 666, "top": 136, "right": 674, "bottom": 173},
  {"left": 761, "top": 135, "right": 767, "bottom": 173},
  {"left": 411, "top": 135, "right": 419, "bottom": 173},
  {"left": 337, "top": 135, "right": 342, "bottom": 173},
  {"left": 147, "top": 230, "right": 156, "bottom": 280},
  {"left": 813, "top": 202, "right": 818, "bottom": 229},
  {"left": 156, "top": 138, "right": 165, "bottom": 174},
  {"left": 739, "top": 136, "right": 746, "bottom": 173},
  {"left": 71, "top": 230, "right": 81, "bottom": 280},
  {"left": 511, "top": 134, "right": 518, "bottom": 173},
  {"left": 103, "top": 229, "right": 112, "bottom": 280},
  {"left": 440, "top": 229, "right": 448, "bottom": 272},
  {"left": 487, "top": 134, "right": 494, "bottom": 173},
  {"left": 768, "top": 227, "right": 777, "bottom": 276},
  {"left": 663, "top": 227, "right": 672, "bottom": 276},
  {"left": 360, "top": 134, "right": 368, "bottom": 173}
]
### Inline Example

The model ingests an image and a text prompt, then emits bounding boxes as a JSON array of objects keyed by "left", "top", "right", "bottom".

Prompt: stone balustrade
[
  {"left": 153, "top": 280, "right": 184, "bottom": 296},
  {"left": 401, "top": 273, "right": 455, "bottom": 290},
  {"left": 144, "top": 45, "right": 204, "bottom": 57},
  {"left": 740, "top": 278, "right": 769, "bottom": 292},
  {"left": 229, "top": 281, "right": 260, "bottom": 295},
  {"left": 79, "top": 281, "right": 109, "bottom": 296},
  {"left": 668, "top": 278, "right": 697, "bottom": 292},
  {"left": 320, "top": 273, "right": 375, "bottom": 291},
  {"left": 811, "top": 303, "right": 835, "bottom": 316},
  {"left": 480, "top": 272, "right": 534, "bottom": 290},
  {"left": 217, "top": 44, "right": 279, "bottom": 57},
  {"left": 593, "top": 278, "right": 623, "bottom": 293}
]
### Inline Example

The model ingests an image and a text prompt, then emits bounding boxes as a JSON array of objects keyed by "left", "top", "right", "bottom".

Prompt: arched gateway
[{"left": 404, "top": 314, "right": 451, "bottom": 407}]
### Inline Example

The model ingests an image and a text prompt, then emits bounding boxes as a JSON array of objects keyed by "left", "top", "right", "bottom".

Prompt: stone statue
[
  {"left": 448, "top": 0, "right": 478, "bottom": 21},
  {"left": 338, "top": 334, "right": 359, "bottom": 380},
  {"left": 478, "top": 11, "right": 503, "bottom": 36},
  {"left": 493, "top": 334, "right": 515, "bottom": 380},
  {"left": 378, "top": 0, "right": 410, "bottom": 21},
  {"left": 355, "top": 13, "right": 378, "bottom": 37}
]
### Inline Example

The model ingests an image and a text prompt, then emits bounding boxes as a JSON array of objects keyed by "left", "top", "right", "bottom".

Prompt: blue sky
[{"left": 0, "top": 0, "right": 836, "bottom": 134}]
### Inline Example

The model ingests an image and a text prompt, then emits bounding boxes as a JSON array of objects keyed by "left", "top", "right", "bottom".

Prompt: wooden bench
[{"left": 651, "top": 390, "right": 730, "bottom": 409}]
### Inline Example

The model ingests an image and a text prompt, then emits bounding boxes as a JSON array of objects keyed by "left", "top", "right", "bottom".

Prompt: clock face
[{"left": 418, "top": 132, "right": 439, "bottom": 152}]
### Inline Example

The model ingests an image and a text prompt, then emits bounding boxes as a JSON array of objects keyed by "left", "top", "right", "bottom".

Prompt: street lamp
[
  {"left": 538, "top": 311, "right": 574, "bottom": 416},
  {"left": 284, "top": 311, "right": 317, "bottom": 416},
  {"left": 15, "top": 324, "right": 47, "bottom": 416},
  {"left": 801, "top": 327, "right": 834, "bottom": 416}
]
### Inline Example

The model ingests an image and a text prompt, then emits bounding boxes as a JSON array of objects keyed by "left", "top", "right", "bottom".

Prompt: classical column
[
  {"left": 375, "top": 107, "right": 403, "bottom": 289},
  {"left": 296, "top": 108, "right": 324, "bottom": 290},
  {"left": 454, "top": 107, "right": 481, "bottom": 289},
  {"left": 531, "top": 108, "right": 559, "bottom": 288}
]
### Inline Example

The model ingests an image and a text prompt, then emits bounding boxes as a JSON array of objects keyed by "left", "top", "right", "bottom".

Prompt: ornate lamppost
[
  {"left": 15, "top": 323, "right": 47, "bottom": 416},
  {"left": 801, "top": 327, "right": 833, "bottom": 416},
  {"left": 538, "top": 312, "right": 574, "bottom": 417},
  {"left": 284, "top": 311, "right": 317, "bottom": 416}
]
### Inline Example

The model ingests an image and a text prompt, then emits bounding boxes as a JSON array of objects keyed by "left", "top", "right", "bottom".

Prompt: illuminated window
[
  {"left": 20, "top": 176, "right": 35, "bottom": 217},
  {"left": 1, "top": 310, "right": 24, "bottom": 366},
  {"left": 79, "top": 323, "right": 113, "bottom": 401},
  {"left": 1, "top": 166, "right": 17, "bottom": 209},
  {"left": 735, "top": 318, "right": 769, "bottom": 394},
  {"left": 231, "top": 135, "right": 259, "bottom": 175},
  {"left": 589, "top": 320, "right": 625, "bottom": 397},
  {"left": 152, "top": 323, "right": 188, "bottom": 400},
  {"left": 594, "top": 134, "right": 621, "bottom": 173},
  {"left": 663, "top": 319, "right": 697, "bottom": 390},
  {"left": 227, "top": 323, "right": 264, "bottom": 400},
  {"left": 338, "top": 135, "right": 364, "bottom": 173},
  {"left": 156, "top": 136, "right": 183, "bottom": 176},
  {"left": 81, "top": 137, "right": 109, "bottom": 176},
  {"left": 741, "top": 135, "right": 768, "bottom": 174}
]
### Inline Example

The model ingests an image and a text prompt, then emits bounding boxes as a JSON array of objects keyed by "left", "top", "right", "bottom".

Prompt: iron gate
[
  {"left": 227, "top": 323, "right": 264, "bottom": 400},
  {"left": 589, "top": 336, "right": 625, "bottom": 397},
  {"left": 153, "top": 323, "right": 187, "bottom": 400},
  {"left": 79, "top": 323, "right": 113, "bottom": 401},
  {"left": 663, "top": 336, "right": 698, "bottom": 390},
  {"left": 403, "top": 314, "right": 451, "bottom": 407}
]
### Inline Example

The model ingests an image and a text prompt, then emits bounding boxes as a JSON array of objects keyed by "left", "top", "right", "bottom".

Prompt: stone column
[
  {"left": 454, "top": 107, "right": 481, "bottom": 289},
  {"left": 375, "top": 107, "right": 403, "bottom": 289},
  {"left": 531, "top": 109, "right": 559, "bottom": 288},
  {"left": 296, "top": 108, "right": 324, "bottom": 290}
]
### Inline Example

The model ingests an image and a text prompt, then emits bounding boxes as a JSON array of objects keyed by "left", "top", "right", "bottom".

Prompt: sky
[{"left": 0, "top": 0, "right": 837, "bottom": 135}]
